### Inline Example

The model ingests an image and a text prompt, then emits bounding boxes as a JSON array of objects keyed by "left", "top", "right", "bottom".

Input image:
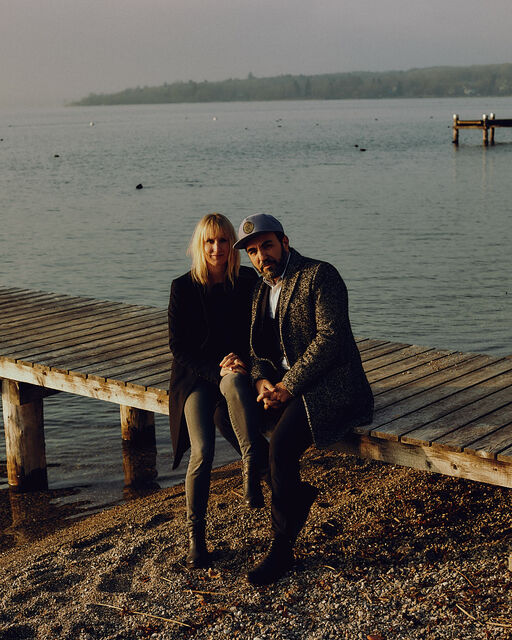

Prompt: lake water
[{"left": 1, "top": 98, "right": 511, "bottom": 548}]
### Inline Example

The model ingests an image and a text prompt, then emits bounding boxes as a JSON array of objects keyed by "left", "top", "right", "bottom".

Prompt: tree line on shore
[{"left": 72, "top": 64, "right": 512, "bottom": 106}]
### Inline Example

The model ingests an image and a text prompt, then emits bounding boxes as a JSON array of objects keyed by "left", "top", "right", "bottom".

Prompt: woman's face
[{"left": 204, "top": 231, "right": 230, "bottom": 271}]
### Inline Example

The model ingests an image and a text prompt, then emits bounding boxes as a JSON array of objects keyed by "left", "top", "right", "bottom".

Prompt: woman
[{"left": 168, "top": 213, "right": 264, "bottom": 569}]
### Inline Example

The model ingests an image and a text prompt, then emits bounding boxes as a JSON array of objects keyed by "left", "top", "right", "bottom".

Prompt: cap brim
[{"left": 233, "top": 233, "right": 257, "bottom": 250}]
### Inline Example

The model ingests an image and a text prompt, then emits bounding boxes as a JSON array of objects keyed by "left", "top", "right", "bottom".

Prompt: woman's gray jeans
[{"left": 183, "top": 373, "right": 260, "bottom": 527}]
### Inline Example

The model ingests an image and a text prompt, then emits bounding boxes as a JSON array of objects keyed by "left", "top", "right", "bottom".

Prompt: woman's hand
[{"left": 219, "top": 352, "right": 247, "bottom": 376}]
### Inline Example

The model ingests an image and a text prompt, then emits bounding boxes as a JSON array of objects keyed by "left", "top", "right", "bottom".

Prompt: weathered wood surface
[{"left": 1, "top": 287, "right": 512, "bottom": 489}]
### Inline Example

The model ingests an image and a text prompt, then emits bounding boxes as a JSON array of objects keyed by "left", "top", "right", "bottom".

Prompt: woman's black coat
[{"left": 167, "top": 266, "right": 257, "bottom": 469}]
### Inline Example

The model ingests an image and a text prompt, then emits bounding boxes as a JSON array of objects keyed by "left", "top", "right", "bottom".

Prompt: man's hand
[
  {"left": 255, "top": 379, "right": 291, "bottom": 409},
  {"left": 274, "top": 381, "right": 292, "bottom": 404},
  {"left": 219, "top": 352, "right": 247, "bottom": 376}
]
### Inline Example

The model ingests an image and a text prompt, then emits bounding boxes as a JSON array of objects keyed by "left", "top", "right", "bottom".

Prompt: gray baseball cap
[{"left": 233, "top": 213, "right": 284, "bottom": 250}]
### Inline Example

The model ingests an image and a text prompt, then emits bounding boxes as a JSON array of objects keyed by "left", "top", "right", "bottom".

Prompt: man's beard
[{"left": 261, "top": 251, "right": 288, "bottom": 280}]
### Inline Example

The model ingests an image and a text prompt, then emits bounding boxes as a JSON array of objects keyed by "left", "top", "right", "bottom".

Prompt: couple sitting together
[{"left": 168, "top": 212, "right": 373, "bottom": 586}]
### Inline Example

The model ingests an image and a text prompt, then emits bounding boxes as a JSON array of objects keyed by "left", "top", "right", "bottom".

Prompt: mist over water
[{"left": 1, "top": 98, "right": 511, "bottom": 544}]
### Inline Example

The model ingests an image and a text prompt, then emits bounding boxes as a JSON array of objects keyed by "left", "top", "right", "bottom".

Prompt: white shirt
[{"left": 263, "top": 252, "right": 291, "bottom": 370}]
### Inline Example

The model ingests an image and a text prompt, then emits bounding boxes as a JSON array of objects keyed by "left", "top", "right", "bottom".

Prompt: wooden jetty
[
  {"left": 1, "top": 286, "right": 512, "bottom": 498},
  {"left": 452, "top": 112, "right": 512, "bottom": 145}
]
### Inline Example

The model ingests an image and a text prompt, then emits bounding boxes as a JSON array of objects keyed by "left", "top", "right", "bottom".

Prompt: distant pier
[{"left": 452, "top": 112, "right": 512, "bottom": 145}]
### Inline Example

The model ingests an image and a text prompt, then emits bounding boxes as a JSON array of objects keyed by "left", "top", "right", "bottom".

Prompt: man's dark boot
[
  {"left": 247, "top": 536, "right": 294, "bottom": 585},
  {"left": 242, "top": 459, "right": 265, "bottom": 508},
  {"left": 186, "top": 522, "right": 209, "bottom": 569},
  {"left": 291, "top": 482, "right": 319, "bottom": 540}
]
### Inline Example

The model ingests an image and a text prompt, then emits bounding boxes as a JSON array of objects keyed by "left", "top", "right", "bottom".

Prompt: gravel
[{"left": 0, "top": 449, "right": 510, "bottom": 639}]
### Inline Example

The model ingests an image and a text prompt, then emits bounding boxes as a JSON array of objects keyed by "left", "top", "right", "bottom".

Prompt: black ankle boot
[
  {"left": 247, "top": 536, "right": 294, "bottom": 585},
  {"left": 242, "top": 459, "right": 265, "bottom": 508},
  {"left": 186, "top": 523, "right": 209, "bottom": 569},
  {"left": 291, "top": 482, "right": 319, "bottom": 540}
]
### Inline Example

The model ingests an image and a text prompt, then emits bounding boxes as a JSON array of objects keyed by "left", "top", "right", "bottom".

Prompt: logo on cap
[{"left": 243, "top": 221, "right": 255, "bottom": 234}]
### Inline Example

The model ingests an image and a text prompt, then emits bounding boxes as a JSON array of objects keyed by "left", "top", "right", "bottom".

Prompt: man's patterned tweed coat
[{"left": 250, "top": 248, "right": 373, "bottom": 447}]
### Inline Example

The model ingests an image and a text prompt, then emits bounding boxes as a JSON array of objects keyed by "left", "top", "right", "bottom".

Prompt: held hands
[
  {"left": 219, "top": 352, "right": 248, "bottom": 377},
  {"left": 255, "top": 379, "right": 292, "bottom": 410}
]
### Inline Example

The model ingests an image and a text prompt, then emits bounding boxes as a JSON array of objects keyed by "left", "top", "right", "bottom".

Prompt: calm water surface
[{"left": 1, "top": 98, "right": 511, "bottom": 547}]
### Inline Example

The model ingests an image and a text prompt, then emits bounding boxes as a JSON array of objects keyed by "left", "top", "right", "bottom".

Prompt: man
[{"left": 233, "top": 213, "right": 373, "bottom": 585}]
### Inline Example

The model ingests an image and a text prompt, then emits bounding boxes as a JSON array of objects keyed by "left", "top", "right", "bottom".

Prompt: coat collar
[
  {"left": 253, "top": 247, "right": 304, "bottom": 324},
  {"left": 277, "top": 248, "right": 303, "bottom": 321}
]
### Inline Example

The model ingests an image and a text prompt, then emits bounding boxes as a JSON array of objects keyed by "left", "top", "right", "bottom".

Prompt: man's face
[{"left": 245, "top": 232, "right": 289, "bottom": 280}]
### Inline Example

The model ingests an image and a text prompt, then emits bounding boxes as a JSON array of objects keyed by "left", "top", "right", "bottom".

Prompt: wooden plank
[
  {"left": 0, "top": 293, "right": 87, "bottom": 320},
  {"left": 0, "top": 291, "right": 66, "bottom": 310},
  {"left": 374, "top": 359, "right": 512, "bottom": 442},
  {"left": 86, "top": 348, "right": 171, "bottom": 380},
  {"left": 45, "top": 329, "right": 168, "bottom": 371},
  {"left": 0, "top": 287, "right": 26, "bottom": 297},
  {"left": 360, "top": 342, "right": 411, "bottom": 362},
  {"left": 369, "top": 353, "right": 493, "bottom": 413},
  {"left": 0, "top": 301, "right": 129, "bottom": 337},
  {"left": 456, "top": 120, "right": 484, "bottom": 125},
  {"left": 0, "top": 299, "right": 131, "bottom": 333},
  {"left": 403, "top": 386, "right": 512, "bottom": 448},
  {"left": 0, "top": 288, "right": 56, "bottom": 302},
  {"left": 465, "top": 422, "right": 512, "bottom": 459},
  {"left": 361, "top": 356, "right": 511, "bottom": 440},
  {"left": 357, "top": 339, "right": 391, "bottom": 353},
  {"left": 363, "top": 344, "right": 435, "bottom": 373},
  {"left": 0, "top": 308, "right": 165, "bottom": 351},
  {"left": 3, "top": 314, "right": 166, "bottom": 361},
  {"left": 58, "top": 339, "right": 169, "bottom": 377},
  {"left": 0, "top": 313, "right": 165, "bottom": 357},
  {"left": 0, "top": 358, "right": 169, "bottom": 413},
  {"left": 0, "top": 291, "right": 99, "bottom": 317},
  {"left": 369, "top": 350, "right": 471, "bottom": 388},
  {"left": 120, "top": 358, "right": 172, "bottom": 384},
  {"left": 491, "top": 119, "right": 512, "bottom": 127},
  {"left": 497, "top": 445, "right": 512, "bottom": 463},
  {"left": 333, "top": 434, "right": 512, "bottom": 488},
  {"left": 134, "top": 372, "right": 171, "bottom": 390},
  {"left": 431, "top": 403, "right": 512, "bottom": 453},
  {"left": 18, "top": 322, "right": 166, "bottom": 364}
]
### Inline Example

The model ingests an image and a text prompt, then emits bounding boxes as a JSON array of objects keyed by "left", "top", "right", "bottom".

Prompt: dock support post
[
  {"left": 489, "top": 113, "right": 495, "bottom": 145},
  {"left": 452, "top": 114, "right": 459, "bottom": 144},
  {"left": 1, "top": 379, "right": 48, "bottom": 489},
  {"left": 120, "top": 406, "right": 155, "bottom": 444},
  {"left": 120, "top": 406, "right": 157, "bottom": 487},
  {"left": 482, "top": 114, "right": 489, "bottom": 145}
]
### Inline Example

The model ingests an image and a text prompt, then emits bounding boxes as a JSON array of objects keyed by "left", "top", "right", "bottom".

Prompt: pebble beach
[{"left": 0, "top": 449, "right": 510, "bottom": 640}]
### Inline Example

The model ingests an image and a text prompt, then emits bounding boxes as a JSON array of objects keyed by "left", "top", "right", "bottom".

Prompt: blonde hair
[{"left": 188, "top": 213, "right": 240, "bottom": 286}]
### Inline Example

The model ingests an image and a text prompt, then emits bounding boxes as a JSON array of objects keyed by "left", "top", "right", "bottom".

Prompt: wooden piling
[
  {"left": 120, "top": 406, "right": 157, "bottom": 487},
  {"left": 489, "top": 113, "right": 495, "bottom": 145},
  {"left": 120, "top": 405, "right": 156, "bottom": 444},
  {"left": 482, "top": 114, "right": 489, "bottom": 145},
  {"left": 1, "top": 380, "right": 48, "bottom": 489},
  {"left": 452, "top": 114, "right": 459, "bottom": 144}
]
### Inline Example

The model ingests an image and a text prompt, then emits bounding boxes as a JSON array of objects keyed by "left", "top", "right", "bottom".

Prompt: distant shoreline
[{"left": 71, "top": 63, "right": 512, "bottom": 106}]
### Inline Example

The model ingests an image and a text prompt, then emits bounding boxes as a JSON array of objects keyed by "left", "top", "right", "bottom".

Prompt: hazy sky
[{"left": 2, "top": 0, "right": 511, "bottom": 108}]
